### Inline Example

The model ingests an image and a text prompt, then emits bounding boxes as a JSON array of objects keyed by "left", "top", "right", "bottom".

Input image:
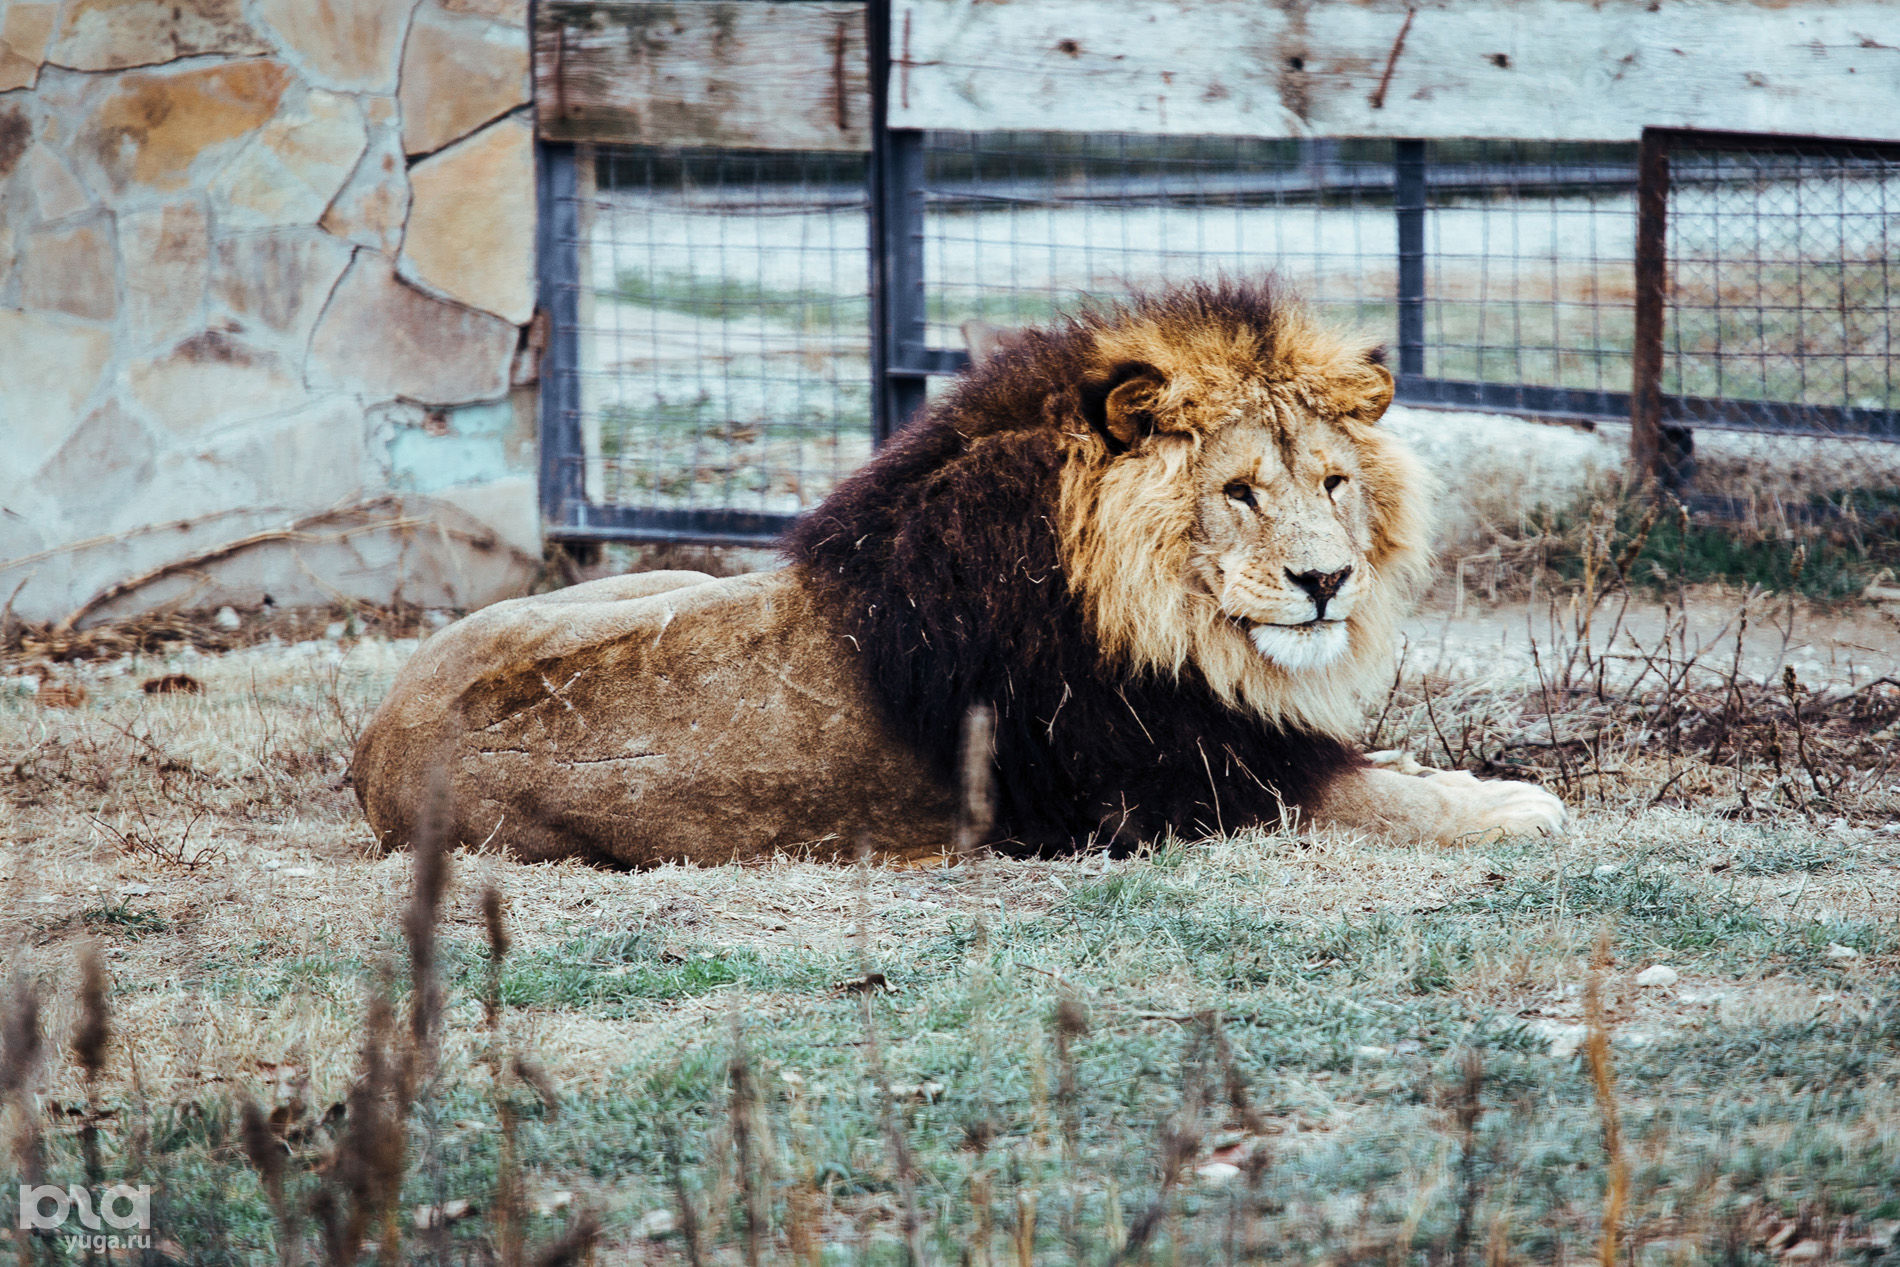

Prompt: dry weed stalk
[
  {"left": 1584, "top": 932, "right": 1628, "bottom": 1267},
  {"left": 1052, "top": 994, "right": 1089, "bottom": 1259},
  {"left": 957, "top": 705, "right": 1005, "bottom": 1265},
  {"left": 1113, "top": 1013, "right": 1222, "bottom": 1264},
  {"left": 664, "top": 1124, "right": 708, "bottom": 1267},
  {"left": 957, "top": 704, "right": 997, "bottom": 868},
  {"left": 3, "top": 977, "right": 46, "bottom": 1266},
  {"left": 240, "top": 1097, "right": 297, "bottom": 1266},
  {"left": 1013, "top": 1189, "right": 1038, "bottom": 1267},
  {"left": 1385, "top": 526, "right": 1898, "bottom": 821},
  {"left": 310, "top": 981, "right": 408, "bottom": 1263},
  {"left": 483, "top": 882, "right": 526, "bottom": 1267},
  {"left": 727, "top": 1015, "right": 768, "bottom": 1267},
  {"left": 299, "top": 761, "right": 454, "bottom": 1262},
  {"left": 527, "top": 1210, "right": 602, "bottom": 1267},
  {"left": 71, "top": 945, "right": 111, "bottom": 1266},
  {"left": 1448, "top": 1048, "right": 1487, "bottom": 1267},
  {"left": 855, "top": 839, "right": 927, "bottom": 1265}
]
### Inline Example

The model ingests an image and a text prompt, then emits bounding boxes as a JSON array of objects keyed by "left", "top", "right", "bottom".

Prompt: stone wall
[{"left": 0, "top": 0, "right": 543, "bottom": 626}]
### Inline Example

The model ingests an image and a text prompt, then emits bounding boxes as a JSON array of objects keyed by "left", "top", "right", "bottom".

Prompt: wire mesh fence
[
  {"left": 541, "top": 131, "right": 1900, "bottom": 545},
  {"left": 916, "top": 135, "right": 1642, "bottom": 419},
  {"left": 1631, "top": 130, "right": 1900, "bottom": 530},
  {"left": 1666, "top": 141, "right": 1897, "bottom": 427},
  {"left": 551, "top": 146, "right": 874, "bottom": 537}
]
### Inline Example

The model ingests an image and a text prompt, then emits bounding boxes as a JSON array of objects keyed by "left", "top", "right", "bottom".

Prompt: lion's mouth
[
  {"left": 1237, "top": 617, "right": 1351, "bottom": 671},
  {"left": 1233, "top": 615, "right": 1340, "bottom": 634}
]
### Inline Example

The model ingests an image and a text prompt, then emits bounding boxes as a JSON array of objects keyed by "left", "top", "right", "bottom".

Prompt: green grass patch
[
  {"left": 485, "top": 932, "right": 843, "bottom": 1015},
  {"left": 606, "top": 269, "right": 871, "bottom": 327},
  {"left": 80, "top": 899, "right": 169, "bottom": 938},
  {"left": 1536, "top": 486, "right": 1900, "bottom": 603}
]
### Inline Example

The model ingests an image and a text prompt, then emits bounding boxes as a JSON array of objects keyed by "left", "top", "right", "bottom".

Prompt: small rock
[
  {"left": 215, "top": 606, "right": 241, "bottom": 630},
  {"left": 1634, "top": 964, "right": 1678, "bottom": 988},
  {"left": 1824, "top": 943, "right": 1860, "bottom": 961},
  {"left": 638, "top": 1209, "right": 675, "bottom": 1237},
  {"left": 425, "top": 608, "right": 453, "bottom": 628},
  {"left": 1195, "top": 1161, "right": 1242, "bottom": 1185},
  {"left": 413, "top": 1198, "right": 474, "bottom": 1229},
  {"left": 117, "top": 883, "right": 154, "bottom": 897},
  {"left": 1353, "top": 1045, "right": 1393, "bottom": 1059},
  {"left": 141, "top": 672, "right": 203, "bottom": 695},
  {"left": 324, "top": 621, "right": 348, "bottom": 640},
  {"left": 1592, "top": 863, "right": 1621, "bottom": 879},
  {"left": 1543, "top": 1023, "right": 1588, "bottom": 1060},
  {"left": 1781, "top": 1240, "right": 1823, "bottom": 1261},
  {"left": 37, "top": 682, "right": 88, "bottom": 708},
  {"left": 281, "top": 866, "right": 316, "bottom": 878},
  {"left": 534, "top": 1190, "right": 575, "bottom": 1218}
]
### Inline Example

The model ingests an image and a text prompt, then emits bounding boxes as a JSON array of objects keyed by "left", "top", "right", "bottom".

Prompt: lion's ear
[
  {"left": 1081, "top": 361, "right": 1166, "bottom": 452},
  {"left": 1352, "top": 362, "right": 1396, "bottom": 424}
]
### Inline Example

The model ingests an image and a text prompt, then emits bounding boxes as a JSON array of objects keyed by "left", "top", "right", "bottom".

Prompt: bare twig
[{"left": 1584, "top": 932, "right": 1628, "bottom": 1267}]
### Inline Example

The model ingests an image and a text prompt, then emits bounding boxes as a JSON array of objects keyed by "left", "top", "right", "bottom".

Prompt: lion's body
[
  {"left": 353, "top": 569, "right": 958, "bottom": 865},
  {"left": 354, "top": 281, "right": 1566, "bottom": 864}
]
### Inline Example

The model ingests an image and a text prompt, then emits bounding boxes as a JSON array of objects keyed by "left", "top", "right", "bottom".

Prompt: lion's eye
[
  {"left": 1223, "top": 481, "right": 1257, "bottom": 507},
  {"left": 1324, "top": 474, "right": 1348, "bottom": 494}
]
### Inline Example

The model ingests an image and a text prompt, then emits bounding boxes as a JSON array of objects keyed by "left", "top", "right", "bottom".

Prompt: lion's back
[{"left": 352, "top": 569, "right": 954, "bottom": 865}]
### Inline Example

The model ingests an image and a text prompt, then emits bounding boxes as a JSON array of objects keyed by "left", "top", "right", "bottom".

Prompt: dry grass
[{"left": 1, "top": 587, "right": 1898, "bottom": 1261}]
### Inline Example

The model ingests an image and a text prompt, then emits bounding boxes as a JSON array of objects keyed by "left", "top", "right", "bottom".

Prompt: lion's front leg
[{"left": 1311, "top": 759, "right": 1568, "bottom": 846}]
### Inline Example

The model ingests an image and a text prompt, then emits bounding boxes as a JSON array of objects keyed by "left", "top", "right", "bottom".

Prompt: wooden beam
[
  {"left": 535, "top": 1, "right": 870, "bottom": 150},
  {"left": 887, "top": 0, "right": 1900, "bottom": 142}
]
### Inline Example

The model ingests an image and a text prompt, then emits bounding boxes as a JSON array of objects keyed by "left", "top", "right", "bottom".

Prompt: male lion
[{"left": 354, "top": 280, "right": 1565, "bottom": 865}]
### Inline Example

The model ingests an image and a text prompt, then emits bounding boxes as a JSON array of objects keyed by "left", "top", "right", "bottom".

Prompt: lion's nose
[{"left": 1286, "top": 566, "right": 1353, "bottom": 619}]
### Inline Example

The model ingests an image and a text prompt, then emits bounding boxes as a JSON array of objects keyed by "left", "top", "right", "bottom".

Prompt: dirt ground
[
  {"left": 1406, "top": 589, "right": 1900, "bottom": 688},
  {"left": 2, "top": 586, "right": 1897, "bottom": 1260}
]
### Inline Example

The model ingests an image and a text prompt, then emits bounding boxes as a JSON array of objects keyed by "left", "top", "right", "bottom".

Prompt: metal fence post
[
  {"left": 535, "top": 141, "right": 585, "bottom": 529},
  {"left": 1631, "top": 129, "right": 1694, "bottom": 491},
  {"left": 1394, "top": 140, "right": 1427, "bottom": 386},
  {"left": 867, "top": 0, "right": 926, "bottom": 445}
]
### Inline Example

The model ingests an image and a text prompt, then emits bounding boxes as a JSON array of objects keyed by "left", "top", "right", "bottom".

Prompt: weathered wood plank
[
  {"left": 536, "top": 1, "right": 869, "bottom": 150},
  {"left": 888, "top": 0, "right": 1900, "bottom": 142}
]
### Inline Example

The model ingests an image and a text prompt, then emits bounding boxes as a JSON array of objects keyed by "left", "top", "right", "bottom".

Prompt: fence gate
[{"left": 533, "top": 0, "right": 1900, "bottom": 547}]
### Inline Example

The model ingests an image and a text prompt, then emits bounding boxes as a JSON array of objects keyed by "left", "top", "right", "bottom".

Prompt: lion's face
[
  {"left": 1188, "top": 410, "right": 1377, "bottom": 672},
  {"left": 1056, "top": 301, "right": 1433, "bottom": 736}
]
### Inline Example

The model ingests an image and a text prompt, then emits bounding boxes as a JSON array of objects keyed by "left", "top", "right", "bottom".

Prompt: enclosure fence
[{"left": 533, "top": 6, "right": 1900, "bottom": 547}]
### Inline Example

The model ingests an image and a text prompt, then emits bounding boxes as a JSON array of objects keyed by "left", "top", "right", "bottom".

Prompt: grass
[
  {"left": 1, "top": 592, "right": 1898, "bottom": 1262},
  {"left": 605, "top": 250, "right": 1900, "bottom": 412},
  {"left": 1488, "top": 482, "right": 1900, "bottom": 605},
  {"left": 607, "top": 270, "right": 872, "bottom": 329}
]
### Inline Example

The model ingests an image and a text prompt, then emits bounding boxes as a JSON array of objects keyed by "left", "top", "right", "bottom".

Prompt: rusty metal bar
[
  {"left": 1394, "top": 139, "right": 1428, "bottom": 383},
  {"left": 1630, "top": 129, "right": 1691, "bottom": 491}
]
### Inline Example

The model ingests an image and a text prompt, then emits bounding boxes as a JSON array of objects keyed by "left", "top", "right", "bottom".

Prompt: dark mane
[{"left": 784, "top": 283, "right": 1362, "bottom": 853}]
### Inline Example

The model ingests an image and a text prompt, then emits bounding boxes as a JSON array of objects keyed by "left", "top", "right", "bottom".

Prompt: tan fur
[
  {"left": 355, "top": 288, "right": 1563, "bottom": 864},
  {"left": 1058, "top": 304, "right": 1432, "bottom": 738}
]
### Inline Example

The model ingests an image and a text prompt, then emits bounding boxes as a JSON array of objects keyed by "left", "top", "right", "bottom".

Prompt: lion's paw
[{"left": 1423, "top": 770, "right": 1568, "bottom": 843}]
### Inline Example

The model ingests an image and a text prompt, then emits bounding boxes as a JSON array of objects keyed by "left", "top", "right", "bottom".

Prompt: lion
[{"left": 352, "top": 280, "right": 1565, "bottom": 865}]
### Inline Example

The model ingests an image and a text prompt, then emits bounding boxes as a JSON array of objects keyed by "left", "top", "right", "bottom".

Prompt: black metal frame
[
  {"left": 535, "top": 141, "right": 805, "bottom": 544},
  {"left": 1631, "top": 126, "right": 1900, "bottom": 488},
  {"left": 536, "top": 49, "right": 1900, "bottom": 542}
]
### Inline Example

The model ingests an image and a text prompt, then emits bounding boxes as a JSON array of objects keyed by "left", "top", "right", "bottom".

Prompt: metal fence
[
  {"left": 1632, "top": 129, "right": 1900, "bottom": 502},
  {"left": 536, "top": 127, "right": 1900, "bottom": 545}
]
